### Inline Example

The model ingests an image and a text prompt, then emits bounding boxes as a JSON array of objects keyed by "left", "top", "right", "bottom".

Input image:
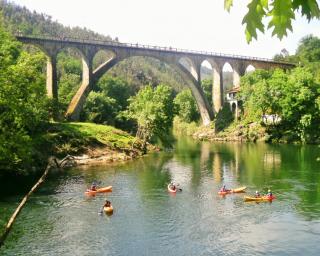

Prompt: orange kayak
[
  {"left": 85, "top": 186, "right": 112, "bottom": 196},
  {"left": 244, "top": 195, "right": 276, "bottom": 202},
  {"left": 218, "top": 186, "right": 246, "bottom": 195}
]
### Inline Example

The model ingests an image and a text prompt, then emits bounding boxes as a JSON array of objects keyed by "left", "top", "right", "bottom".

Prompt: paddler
[
  {"left": 266, "top": 189, "right": 272, "bottom": 197},
  {"left": 220, "top": 184, "right": 227, "bottom": 192},
  {"left": 90, "top": 182, "right": 97, "bottom": 191},
  {"left": 104, "top": 200, "right": 111, "bottom": 208},
  {"left": 169, "top": 182, "right": 176, "bottom": 190}
]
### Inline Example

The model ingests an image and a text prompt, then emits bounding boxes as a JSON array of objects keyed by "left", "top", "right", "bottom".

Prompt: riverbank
[
  {"left": 41, "top": 122, "right": 154, "bottom": 167},
  {"left": 193, "top": 121, "right": 267, "bottom": 142},
  {"left": 1, "top": 122, "right": 152, "bottom": 183}
]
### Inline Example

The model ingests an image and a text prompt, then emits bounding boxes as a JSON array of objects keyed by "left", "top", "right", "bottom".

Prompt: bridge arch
[
  {"left": 92, "top": 49, "right": 116, "bottom": 71},
  {"left": 67, "top": 51, "right": 212, "bottom": 125},
  {"left": 19, "top": 42, "right": 59, "bottom": 98},
  {"left": 178, "top": 57, "right": 199, "bottom": 81},
  {"left": 222, "top": 62, "right": 234, "bottom": 92},
  {"left": 245, "top": 64, "right": 256, "bottom": 73},
  {"left": 200, "top": 60, "right": 213, "bottom": 108}
]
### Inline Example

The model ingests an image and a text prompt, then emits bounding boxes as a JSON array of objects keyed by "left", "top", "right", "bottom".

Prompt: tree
[
  {"left": 225, "top": 0, "right": 320, "bottom": 42},
  {"left": 295, "top": 35, "right": 320, "bottom": 82},
  {"left": 0, "top": 22, "right": 50, "bottom": 175},
  {"left": 239, "top": 67, "right": 320, "bottom": 143},
  {"left": 96, "top": 75, "right": 133, "bottom": 110},
  {"left": 82, "top": 92, "right": 118, "bottom": 124},
  {"left": 296, "top": 35, "right": 320, "bottom": 63},
  {"left": 174, "top": 89, "right": 200, "bottom": 123},
  {"left": 81, "top": 75, "right": 134, "bottom": 128},
  {"left": 124, "top": 85, "right": 174, "bottom": 148}
]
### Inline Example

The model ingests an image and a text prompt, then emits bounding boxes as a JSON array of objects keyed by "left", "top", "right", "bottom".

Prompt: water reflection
[
  {"left": 2, "top": 139, "right": 320, "bottom": 255},
  {"left": 172, "top": 140, "right": 320, "bottom": 220}
]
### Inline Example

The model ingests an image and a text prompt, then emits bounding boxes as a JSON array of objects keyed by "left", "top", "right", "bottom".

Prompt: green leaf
[
  {"left": 292, "top": 0, "right": 320, "bottom": 20},
  {"left": 267, "top": 0, "right": 295, "bottom": 39},
  {"left": 242, "top": 0, "right": 267, "bottom": 42},
  {"left": 224, "top": 0, "right": 234, "bottom": 12}
]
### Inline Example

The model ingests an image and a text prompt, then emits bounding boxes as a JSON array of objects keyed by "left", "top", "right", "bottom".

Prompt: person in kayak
[
  {"left": 266, "top": 189, "right": 272, "bottom": 197},
  {"left": 169, "top": 182, "right": 176, "bottom": 190},
  {"left": 104, "top": 200, "right": 111, "bottom": 208},
  {"left": 220, "top": 185, "right": 228, "bottom": 192},
  {"left": 255, "top": 191, "right": 261, "bottom": 198},
  {"left": 90, "top": 182, "right": 97, "bottom": 191}
]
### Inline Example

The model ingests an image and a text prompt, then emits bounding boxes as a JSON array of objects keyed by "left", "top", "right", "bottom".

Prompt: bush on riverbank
[
  {"left": 38, "top": 122, "right": 147, "bottom": 160},
  {"left": 1, "top": 122, "right": 148, "bottom": 179},
  {"left": 173, "top": 116, "right": 199, "bottom": 136}
]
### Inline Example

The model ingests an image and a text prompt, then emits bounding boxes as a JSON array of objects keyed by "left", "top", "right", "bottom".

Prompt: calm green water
[{"left": 1, "top": 139, "right": 320, "bottom": 255}]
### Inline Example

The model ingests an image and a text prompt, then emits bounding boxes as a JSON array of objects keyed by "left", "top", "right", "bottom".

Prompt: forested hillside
[{"left": 0, "top": 0, "right": 189, "bottom": 93}]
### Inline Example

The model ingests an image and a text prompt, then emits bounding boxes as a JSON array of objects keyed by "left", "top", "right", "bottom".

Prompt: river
[{"left": 1, "top": 139, "right": 320, "bottom": 255}]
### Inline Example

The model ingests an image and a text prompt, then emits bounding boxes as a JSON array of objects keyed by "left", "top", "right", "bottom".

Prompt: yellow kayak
[
  {"left": 218, "top": 186, "right": 247, "bottom": 195},
  {"left": 104, "top": 205, "right": 113, "bottom": 214},
  {"left": 244, "top": 195, "right": 276, "bottom": 202}
]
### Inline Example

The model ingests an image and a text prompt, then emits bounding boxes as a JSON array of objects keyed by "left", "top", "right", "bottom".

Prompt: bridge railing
[{"left": 15, "top": 34, "right": 294, "bottom": 65}]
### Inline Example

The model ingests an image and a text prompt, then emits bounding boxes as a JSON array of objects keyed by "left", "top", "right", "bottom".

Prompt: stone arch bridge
[{"left": 16, "top": 36, "right": 295, "bottom": 125}]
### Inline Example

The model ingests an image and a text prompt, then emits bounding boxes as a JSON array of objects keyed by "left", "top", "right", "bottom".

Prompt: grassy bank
[{"left": 37, "top": 122, "right": 148, "bottom": 160}]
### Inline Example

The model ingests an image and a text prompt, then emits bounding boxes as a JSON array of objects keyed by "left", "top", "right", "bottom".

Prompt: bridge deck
[{"left": 16, "top": 35, "right": 295, "bottom": 66}]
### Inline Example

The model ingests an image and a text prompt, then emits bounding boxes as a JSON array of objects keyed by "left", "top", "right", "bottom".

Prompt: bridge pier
[
  {"left": 212, "top": 64, "right": 223, "bottom": 114},
  {"left": 46, "top": 55, "right": 58, "bottom": 99},
  {"left": 65, "top": 56, "right": 93, "bottom": 120}
]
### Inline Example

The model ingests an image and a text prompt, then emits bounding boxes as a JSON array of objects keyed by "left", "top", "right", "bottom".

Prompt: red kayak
[
  {"left": 85, "top": 186, "right": 112, "bottom": 196},
  {"left": 168, "top": 184, "right": 177, "bottom": 193}
]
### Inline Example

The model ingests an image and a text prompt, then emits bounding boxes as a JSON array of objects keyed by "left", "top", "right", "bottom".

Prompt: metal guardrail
[{"left": 15, "top": 34, "right": 295, "bottom": 65}]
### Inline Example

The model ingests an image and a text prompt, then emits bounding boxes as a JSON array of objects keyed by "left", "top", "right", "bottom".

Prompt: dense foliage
[
  {"left": 81, "top": 76, "right": 134, "bottom": 128},
  {"left": 174, "top": 89, "right": 200, "bottom": 123},
  {"left": 236, "top": 34, "right": 320, "bottom": 143},
  {"left": 0, "top": 0, "right": 113, "bottom": 40},
  {"left": 296, "top": 35, "right": 320, "bottom": 83},
  {"left": 0, "top": 22, "right": 50, "bottom": 175},
  {"left": 225, "top": 0, "right": 320, "bottom": 42},
  {"left": 239, "top": 67, "right": 320, "bottom": 143},
  {"left": 124, "top": 85, "right": 175, "bottom": 148}
]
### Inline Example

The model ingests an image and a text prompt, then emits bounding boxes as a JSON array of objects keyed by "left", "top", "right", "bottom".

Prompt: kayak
[
  {"left": 85, "top": 186, "right": 113, "bottom": 196},
  {"left": 244, "top": 195, "right": 276, "bottom": 202},
  {"left": 218, "top": 186, "right": 247, "bottom": 195},
  {"left": 104, "top": 205, "right": 113, "bottom": 214},
  {"left": 168, "top": 184, "right": 177, "bottom": 193}
]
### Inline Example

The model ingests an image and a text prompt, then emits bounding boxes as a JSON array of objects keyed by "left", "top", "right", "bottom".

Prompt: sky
[{"left": 10, "top": 0, "right": 320, "bottom": 59}]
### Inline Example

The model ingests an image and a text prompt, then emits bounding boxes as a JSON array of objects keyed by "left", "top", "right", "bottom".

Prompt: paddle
[
  {"left": 98, "top": 205, "right": 105, "bottom": 215},
  {"left": 171, "top": 182, "right": 182, "bottom": 192}
]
